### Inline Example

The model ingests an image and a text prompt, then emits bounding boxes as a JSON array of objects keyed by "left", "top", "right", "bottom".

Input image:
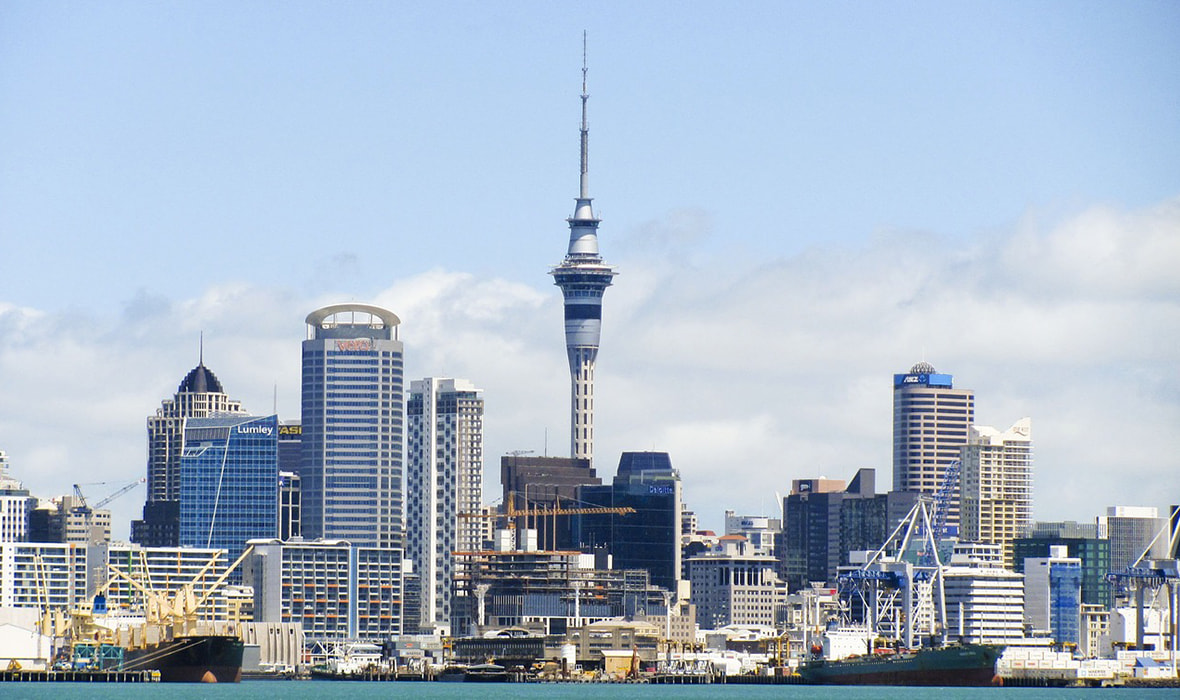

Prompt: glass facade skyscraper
[
  {"left": 301, "top": 304, "right": 404, "bottom": 549},
  {"left": 178, "top": 414, "right": 278, "bottom": 563}
]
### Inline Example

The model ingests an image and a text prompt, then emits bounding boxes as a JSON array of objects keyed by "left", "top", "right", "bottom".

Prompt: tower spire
[
  {"left": 580, "top": 30, "right": 590, "bottom": 201},
  {"left": 551, "top": 32, "right": 617, "bottom": 464}
]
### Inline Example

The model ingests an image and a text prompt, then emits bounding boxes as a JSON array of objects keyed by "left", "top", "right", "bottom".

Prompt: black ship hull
[
  {"left": 798, "top": 644, "right": 1002, "bottom": 686},
  {"left": 123, "top": 635, "right": 244, "bottom": 683}
]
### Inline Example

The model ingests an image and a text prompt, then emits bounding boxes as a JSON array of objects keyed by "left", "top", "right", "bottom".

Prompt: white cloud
[{"left": 0, "top": 197, "right": 1177, "bottom": 537}]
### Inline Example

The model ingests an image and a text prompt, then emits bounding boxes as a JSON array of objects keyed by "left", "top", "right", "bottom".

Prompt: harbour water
[{"left": 2, "top": 683, "right": 1178, "bottom": 700}]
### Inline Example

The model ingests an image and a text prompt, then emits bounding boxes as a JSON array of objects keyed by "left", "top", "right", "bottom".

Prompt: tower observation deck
[{"left": 550, "top": 36, "right": 617, "bottom": 463}]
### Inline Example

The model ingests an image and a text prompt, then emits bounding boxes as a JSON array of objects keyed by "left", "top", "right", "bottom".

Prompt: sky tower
[{"left": 550, "top": 36, "right": 617, "bottom": 463}]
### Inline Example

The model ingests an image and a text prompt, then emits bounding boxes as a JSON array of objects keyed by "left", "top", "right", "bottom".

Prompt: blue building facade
[
  {"left": 178, "top": 414, "right": 279, "bottom": 562},
  {"left": 302, "top": 304, "right": 404, "bottom": 549}
]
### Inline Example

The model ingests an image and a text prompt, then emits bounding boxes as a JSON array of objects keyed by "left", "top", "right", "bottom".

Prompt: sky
[{"left": 1, "top": 1, "right": 1178, "bottom": 539}]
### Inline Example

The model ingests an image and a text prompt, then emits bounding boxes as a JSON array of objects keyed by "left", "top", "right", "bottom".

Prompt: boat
[
  {"left": 463, "top": 663, "right": 509, "bottom": 682},
  {"left": 309, "top": 642, "right": 392, "bottom": 680},
  {"left": 121, "top": 634, "right": 244, "bottom": 683},
  {"left": 797, "top": 644, "right": 1003, "bottom": 686}
]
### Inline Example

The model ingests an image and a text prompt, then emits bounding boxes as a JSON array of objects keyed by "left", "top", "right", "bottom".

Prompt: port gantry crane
[
  {"left": 1106, "top": 509, "right": 1180, "bottom": 655},
  {"left": 837, "top": 498, "right": 948, "bottom": 650}
]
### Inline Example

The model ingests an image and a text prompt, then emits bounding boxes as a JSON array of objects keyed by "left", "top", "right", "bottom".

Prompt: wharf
[{"left": 1, "top": 669, "right": 161, "bottom": 683}]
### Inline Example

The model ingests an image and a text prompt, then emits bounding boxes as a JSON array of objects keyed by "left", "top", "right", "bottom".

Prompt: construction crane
[
  {"left": 72, "top": 477, "right": 145, "bottom": 512},
  {"left": 459, "top": 491, "right": 635, "bottom": 550}
]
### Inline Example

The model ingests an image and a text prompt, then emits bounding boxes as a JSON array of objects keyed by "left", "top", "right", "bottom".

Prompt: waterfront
[{"left": 2, "top": 683, "right": 1180, "bottom": 700}]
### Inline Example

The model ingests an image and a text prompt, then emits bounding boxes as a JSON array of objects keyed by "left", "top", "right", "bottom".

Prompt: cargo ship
[
  {"left": 798, "top": 644, "right": 1003, "bottom": 686},
  {"left": 121, "top": 634, "right": 244, "bottom": 683}
]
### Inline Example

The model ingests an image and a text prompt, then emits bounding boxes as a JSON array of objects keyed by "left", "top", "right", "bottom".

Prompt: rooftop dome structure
[
  {"left": 177, "top": 362, "right": 225, "bottom": 394},
  {"left": 910, "top": 361, "right": 937, "bottom": 374}
]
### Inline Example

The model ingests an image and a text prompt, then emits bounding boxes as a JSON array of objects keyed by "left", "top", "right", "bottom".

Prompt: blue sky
[{"left": 1, "top": 2, "right": 1178, "bottom": 537}]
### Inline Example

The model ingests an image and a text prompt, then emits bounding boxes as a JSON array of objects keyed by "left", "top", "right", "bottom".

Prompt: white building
[
  {"left": 406, "top": 378, "right": 484, "bottom": 635},
  {"left": 943, "top": 543, "right": 1026, "bottom": 644},
  {"left": 0, "top": 542, "right": 88, "bottom": 610},
  {"left": 105, "top": 543, "right": 234, "bottom": 621},
  {"left": 960, "top": 417, "right": 1033, "bottom": 567},
  {"left": 0, "top": 455, "right": 31, "bottom": 543},
  {"left": 723, "top": 511, "right": 781, "bottom": 558},
  {"left": 687, "top": 535, "right": 787, "bottom": 630}
]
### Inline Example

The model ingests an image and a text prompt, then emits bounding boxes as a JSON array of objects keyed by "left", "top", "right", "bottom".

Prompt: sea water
[{"left": 1, "top": 683, "right": 1177, "bottom": 700}]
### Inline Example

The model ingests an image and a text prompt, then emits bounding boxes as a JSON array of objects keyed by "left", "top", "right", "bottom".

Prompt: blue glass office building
[
  {"left": 179, "top": 414, "right": 279, "bottom": 562},
  {"left": 302, "top": 304, "right": 404, "bottom": 549}
]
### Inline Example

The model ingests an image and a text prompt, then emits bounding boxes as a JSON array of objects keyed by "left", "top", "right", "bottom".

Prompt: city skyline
[{"left": 1, "top": 3, "right": 1178, "bottom": 536}]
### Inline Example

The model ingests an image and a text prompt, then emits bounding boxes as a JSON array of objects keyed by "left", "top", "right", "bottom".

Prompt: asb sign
[{"left": 335, "top": 338, "right": 373, "bottom": 352}]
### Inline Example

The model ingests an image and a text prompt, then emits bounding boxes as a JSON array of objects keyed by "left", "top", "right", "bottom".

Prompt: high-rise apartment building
[
  {"left": 0, "top": 455, "right": 31, "bottom": 543},
  {"left": 960, "top": 418, "right": 1033, "bottom": 567},
  {"left": 132, "top": 356, "right": 246, "bottom": 547},
  {"left": 406, "top": 377, "right": 484, "bottom": 634},
  {"left": 892, "top": 362, "right": 974, "bottom": 531},
  {"left": 301, "top": 304, "right": 404, "bottom": 549},
  {"left": 178, "top": 414, "right": 279, "bottom": 563},
  {"left": 550, "top": 49, "right": 616, "bottom": 463}
]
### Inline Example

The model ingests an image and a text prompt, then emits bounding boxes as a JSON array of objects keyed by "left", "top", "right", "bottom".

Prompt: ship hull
[
  {"left": 123, "top": 635, "right": 244, "bottom": 683},
  {"left": 799, "top": 644, "right": 1002, "bottom": 686}
]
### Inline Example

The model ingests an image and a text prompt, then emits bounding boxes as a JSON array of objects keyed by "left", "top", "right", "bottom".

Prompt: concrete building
[
  {"left": 27, "top": 495, "right": 112, "bottom": 546},
  {"left": 687, "top": 535, "right": 787, "bottom": 630},
  {"left": 960, "top": 417, "right": 1033, "bottom": 568},
  {"left": 278, "top": 471, "right": 301, "bottom": 541},
  {"left": 0, "top": 458, "right": 31, "bottom": 543},
  {"left": 0, "top": 542, "right": 88, "bottom": 610},
  {"left": 1024, "top": 545, "right": 1083, "bottom": 645},
  {"left": 943, "top": 543, "right": 1026, "bottom": 644},
  {"left": 301, "top": 304, "right": 404, "bottom": 549},
  {"left": 132, "top": 355, "right": 246, "bottom": 547},
  {"left": 723, "top": 511, "right": 781, "bottom": 558},
  {"left": 178, "top": 414, "right": 279, "bottom": 564},
  {"left": 576, "top": 452, "right": 682, "bottom": 592},
  {"left": 245, "top": 538, "right": 403, "bottom": 646},
  {"left": 1099, "top": 506, "right": 1170, "bottom": 574},
  {"left": 500, "top": 455, "right": 600, "bottom": 550},
  {"left": 892, "top": 362, "right": 974, "bottom": 531},
  {"left": 406, "top": 377, "right": 484, "bottom": 634},
  {"left": 549, "top": 55, "right": 617, "bottom": 464}
]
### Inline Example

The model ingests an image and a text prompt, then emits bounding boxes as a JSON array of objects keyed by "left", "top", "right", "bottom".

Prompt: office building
[
  {"left": 177, "top": 414, "right": 279, "bottom": 563},
  {"left": 723, "top": 511, "right": 781, "bottom": 558},
  {"left": 1024, "top": 546, "right": 1083, "bottom": 645},
  {"left": 1098, "top": 506, "right": 1169, "bottom": 574},
  {"left": 1013, "top": 521, "right": 1112, "bottom": 608},
  {"left": 0, "top": 542, "right": 88, "bottom": 609},
  {"left": 132, "top": 355, "right": 246, "bottom": 547},
  {"left": 406, "top": 377, "right": 484, "bottom": 634},
  {"left": 960, "top": 417, "right": 1033, "bottom": 568},
  {"left": 549, "top": 53, "right": 617, "bottom": 463},
  {"left": 942, "top": 543, "right": 1026, "bottom": 644},
  {"left": 278, "top": 472, "right": 301, "bottom": 541},
  {"left": 780, "top": 468, "right": 919, "bottom": 589},
  {"left": 575, "top": 452, "right": 681, "bottom": 592},
  {"left": 301, "top": 303, "right": 404, "bottom": 549},
  {"left": 687, "top": 535, "right": 787, "bottom": 630},
  {"left": 500, "top": 455, "right": 601, "bottom": 550},
  {"left": 245, "top": 539, "right": 403, "bottom": 644},
  {"left": 27, "top": 495, "right": 111, "bottom": 546},
  {"left": 0, "top": 457, "right": 31, "bottom": 543},
  {"left": 892, "top": 362, "right": 974, "bottom": 531}
]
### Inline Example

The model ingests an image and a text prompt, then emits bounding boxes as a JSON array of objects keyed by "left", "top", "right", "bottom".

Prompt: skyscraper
[
  {"left": 959, "top": 417, "right": 1033, "bottom": 567},
  {"left": 301, "top": 304, "right": 404, "bottom": 549},
  {"left": 550, "top": 44, "right": 617, "bottom": 463},
  {"left": 892, "top": 361, "right": 974, "bottom": 531},
  {"left": 178, "top": 414, "right": 279, "bottom": 563},
  {"left": 406, "top": 377, "right": 484, "bottom": 634},
  {"left": 132, "top": 355, "right": 246, "bottom": 547},
  {"left": 576, "top": 452, "right": 681, "bottom": 592}
]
